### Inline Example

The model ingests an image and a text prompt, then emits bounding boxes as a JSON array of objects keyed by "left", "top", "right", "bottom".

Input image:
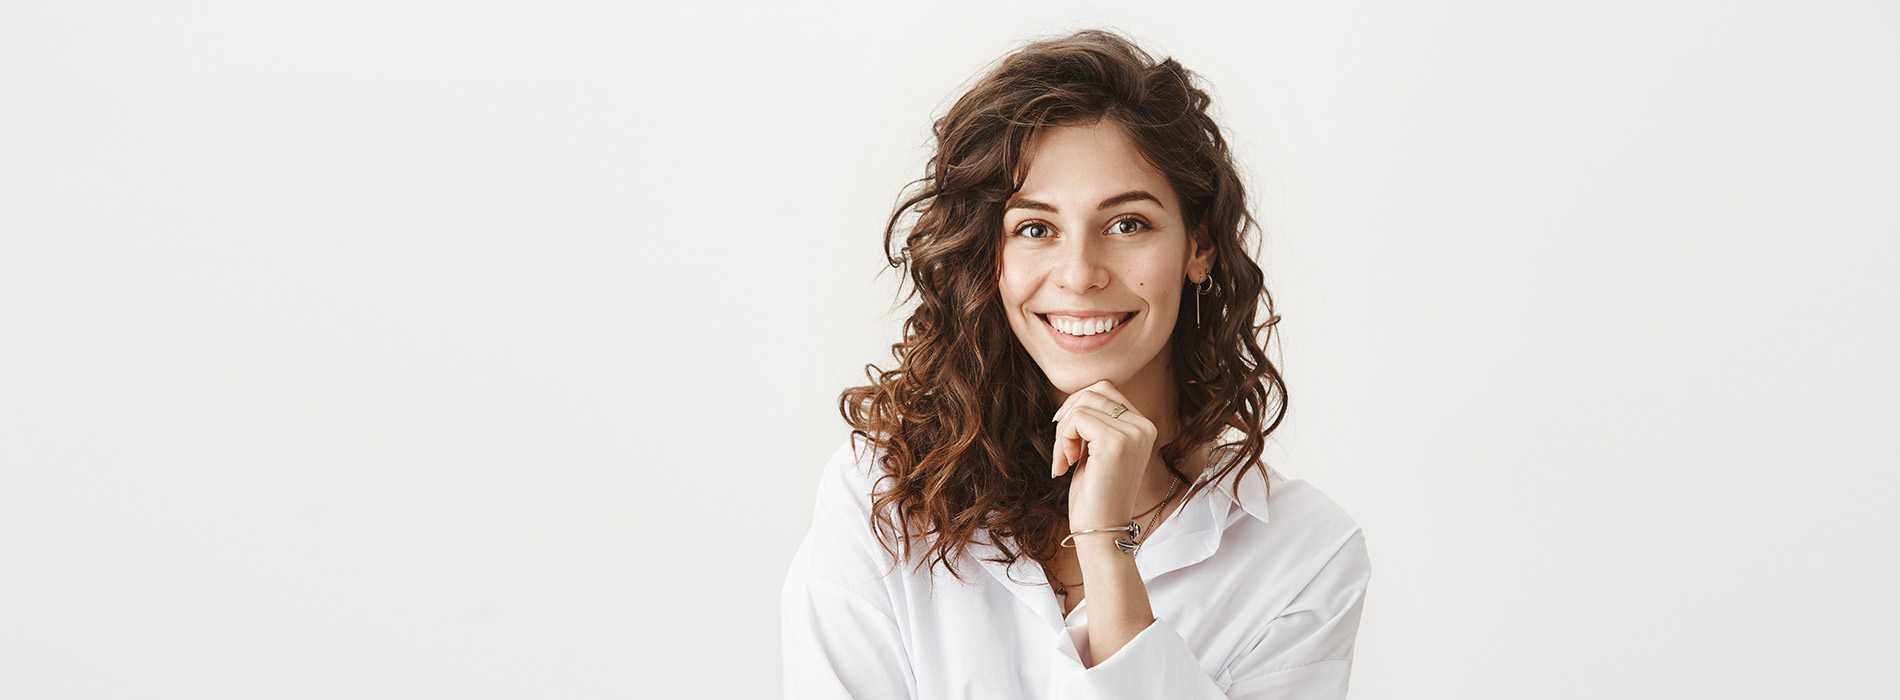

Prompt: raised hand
[{"left": 1050, "top": 379, "right": 1156, "bottom": 530}]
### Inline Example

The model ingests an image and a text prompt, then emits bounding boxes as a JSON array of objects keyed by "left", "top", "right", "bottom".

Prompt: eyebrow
[{"left": 1005, "top": 190, "right": 1165, "bottom": 213}]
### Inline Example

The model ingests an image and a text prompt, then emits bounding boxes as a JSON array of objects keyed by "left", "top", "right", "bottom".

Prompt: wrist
[
  {"left": 1069, "top": 505, "right": 1131, "bottom": 531},
  {"left": 1062, "top": 522, "right": 1144, "bottom": 554},
  {"left": 1072, "top": 534, "right": 1132, "bottom": 553}
]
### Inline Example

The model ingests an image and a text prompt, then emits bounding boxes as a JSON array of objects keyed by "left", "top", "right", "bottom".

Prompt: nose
[{"left": 1052, "top": 231, "right": 1110, "bottom": 292}]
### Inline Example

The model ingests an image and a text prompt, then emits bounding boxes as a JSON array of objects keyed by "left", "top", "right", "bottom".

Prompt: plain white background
[{"left": 3, "top": 1, "right": 1896, "bottom": 698}]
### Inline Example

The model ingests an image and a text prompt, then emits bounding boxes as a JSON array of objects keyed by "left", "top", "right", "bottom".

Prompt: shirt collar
[
  {"left": 1200, "top": 448, "right": 1273, "bottom": 525},
  {"left": 964, "top": 446, "right": 1274, "bottom": 628}
]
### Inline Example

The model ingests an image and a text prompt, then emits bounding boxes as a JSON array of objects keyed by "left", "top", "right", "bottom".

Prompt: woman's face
[{"left": 999, "top": 119, "right": 1215, "bottom": 397}]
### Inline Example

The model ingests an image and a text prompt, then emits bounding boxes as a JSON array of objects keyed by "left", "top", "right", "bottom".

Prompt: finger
[
  {"left": 1052, "top": 388, "right": 1095, "bottom": 424},
  {"left": 1065, "top": 398, "right": 1156, "bottom": 441},
  {"left": 1052, "top": 416, "right": 1090, "bottom": 477},
  {"left": 1053, "top": 414, "right": 1079, "bottom": 477},
  {"left": 1063, "top": 441, "right": 1085, "bottom": 476},
  {"left": 1052, "top": 390, "right": 1105, "bottom": 475},
  {"left": 1053, "top": 400, "right": 1121, "bottom": 477},
  {"left": 1053, "top": 381, "right": 1121, "bottom": 423},
  {"left": 1053, "top": 438, "right": 1088, "bottom": 477},
  {"left": 1056, "top": 388, "right": 1140, "bottom": 425},
  {"left": 1055, "top": 390, "right": 1110, "bottom": 424},
  {"left": 1080, "top": 380, "right": 1138, "bottom": 414},
  {"left": 1056, "top": 406, "right": 1139, "bottom": 472},
  {"left": 1065, "top": 405, "right": 1141, "bottom": 446}
]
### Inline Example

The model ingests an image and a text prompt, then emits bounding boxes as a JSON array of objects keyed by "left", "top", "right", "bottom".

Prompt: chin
[{"left": 1038, "top": 365, "right": 1132, "bottom": 396}]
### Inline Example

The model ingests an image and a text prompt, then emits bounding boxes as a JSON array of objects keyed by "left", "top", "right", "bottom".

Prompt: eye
[
  {"left": 1013, "top": 222, "right": 1054, "bottom": 239},
  {"left": 1111, "top": 217, "right": 1151, "bottom": 234}
]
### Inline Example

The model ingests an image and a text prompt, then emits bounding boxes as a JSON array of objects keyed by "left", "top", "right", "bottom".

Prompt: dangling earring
[{"left": 1193, "top": 273, "right": 1214, "bottom": 328}]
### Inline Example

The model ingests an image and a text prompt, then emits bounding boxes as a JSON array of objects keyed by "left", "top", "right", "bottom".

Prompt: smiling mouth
[{"left": 1037, "top": 312, "right": 1136, "bottom": 337}]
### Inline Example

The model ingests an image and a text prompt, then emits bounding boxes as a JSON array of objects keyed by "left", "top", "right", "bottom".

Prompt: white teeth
[{"left": 1048, "top": 314, "right": 1126, "bottom": 337}]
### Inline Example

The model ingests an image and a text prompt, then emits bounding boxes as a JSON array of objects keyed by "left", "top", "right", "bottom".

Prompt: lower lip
[{"left": 1041, "top": 313, "right": 1134, "bottom": 352}]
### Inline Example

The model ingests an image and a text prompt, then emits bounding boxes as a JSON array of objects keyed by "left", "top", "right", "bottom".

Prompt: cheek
[
  {"left": 997, "top": 259, "right": 1032, "bottom": 307},
  {"left": 997, "top": 275, "right": 1021, "bottom": 308},
  {"left": 1128, "top": 266, "right": 1182, "bottom": 307}
]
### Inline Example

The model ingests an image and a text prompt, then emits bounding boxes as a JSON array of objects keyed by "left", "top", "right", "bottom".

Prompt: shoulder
[
  {"left": 783, "top": 435, "right": 910, "bottom": 632},
  {"left": 1206, "top": 470, "right": 1372, "bottom": 683},
  {"left": 1216, "top": 463, "right": 1370, "bottom": 585},
  {"left": 810, "top": 433, "right": 893, "bottom": 521},
  {"left": 1205, "top": 450, "right": 1363, "bottom": 547},
  {"left": 794, "top": 434, "right": 904, "bottom": 580},
  {"left": 1262, "top": 467, "right": 1364, "bottom": 545},
  {"left": 1263, "top": 467, "right": 1371, "bottom": 583}
]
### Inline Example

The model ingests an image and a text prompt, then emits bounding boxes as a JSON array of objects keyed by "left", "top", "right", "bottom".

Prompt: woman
[{"left": 782, "top": 30, "right": 1370, "bottom": 699}]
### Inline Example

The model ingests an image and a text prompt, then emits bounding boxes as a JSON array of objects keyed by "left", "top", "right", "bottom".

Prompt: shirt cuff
[{"left": 1053, "top": 618, "right": 1228, "bottom": 700}]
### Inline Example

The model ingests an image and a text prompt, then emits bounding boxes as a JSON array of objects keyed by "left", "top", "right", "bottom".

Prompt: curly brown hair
[{"left": 838, "top": 29, "right": 1287, "bottom": 581}]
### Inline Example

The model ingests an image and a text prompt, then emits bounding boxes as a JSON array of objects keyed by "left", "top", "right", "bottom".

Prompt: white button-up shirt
[{"left": 782, "top": 435, "right": 1371, "bottom": 699}]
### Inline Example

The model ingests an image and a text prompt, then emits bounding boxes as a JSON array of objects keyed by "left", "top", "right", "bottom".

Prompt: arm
[
  {"left": 781, "top": 539, "right": 915, "bottom": 699},
  {"left": 1219, "top": 529, "right": 1371, "bottom": 697},
  {"left": 780, "top": 440, "right": 917, "bottom": 699},
  {"left": 1071, "top": 534, "right": 1154, "bottom": 662},
  {"left": 1048, "top": 381, "right": 1371, "bottom": 697},
  {"left": 1055, "top": 529, "right": 1372, "bottom": 700},
  {"left": 1047, "top": 380, "right": 1170, "bottom": 664}
]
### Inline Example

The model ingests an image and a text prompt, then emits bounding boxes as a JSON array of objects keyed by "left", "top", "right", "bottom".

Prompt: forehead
[{"left": 1016, "top": 120, "right": 1176, "bottom": 207}]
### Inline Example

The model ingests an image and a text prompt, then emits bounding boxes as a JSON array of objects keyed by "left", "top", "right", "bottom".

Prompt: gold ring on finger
[{"left": 1107, "top": 403, "right": 1129, "bottom": 419}]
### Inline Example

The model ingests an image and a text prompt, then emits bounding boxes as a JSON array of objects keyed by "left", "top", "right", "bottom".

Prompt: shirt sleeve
[
  {"left": 780, "top": 439, "right": 917, "bottom": 699},
  {"left": 781, "top": 541, "right": 915, "bottom": 699},
  {"left": 1052, "top": 617, "right": 1231, "bottom": 699},
  {"left": 1054, "top": 528, "right": 1371, "bottom": 700}
]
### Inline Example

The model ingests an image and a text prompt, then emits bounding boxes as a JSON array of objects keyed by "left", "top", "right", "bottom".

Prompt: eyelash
[{"left": 1010, "top": 216, "right": 1154, "bottom": 239}]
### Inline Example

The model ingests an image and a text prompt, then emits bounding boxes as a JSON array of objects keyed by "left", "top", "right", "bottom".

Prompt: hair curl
[{"left": 838, "top": 29, "right": 1286, "bottom": 580}]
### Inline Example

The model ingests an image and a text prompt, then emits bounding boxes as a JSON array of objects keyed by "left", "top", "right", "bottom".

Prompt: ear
[{"left": 1187, "top": 224, "right": 1217, "bottom": 281}]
